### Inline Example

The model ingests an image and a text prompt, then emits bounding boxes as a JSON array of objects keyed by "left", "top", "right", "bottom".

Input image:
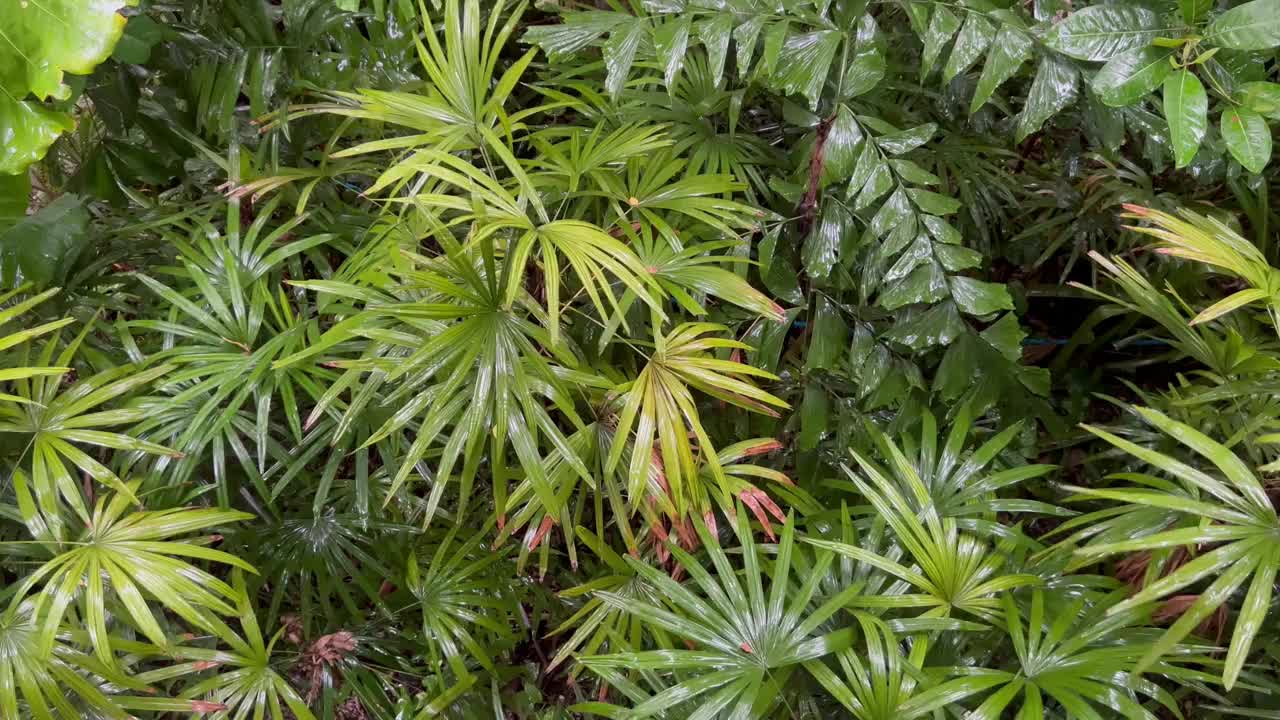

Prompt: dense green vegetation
[{"left": 3, "top": 0, "right": 1280, "bottom": 717}]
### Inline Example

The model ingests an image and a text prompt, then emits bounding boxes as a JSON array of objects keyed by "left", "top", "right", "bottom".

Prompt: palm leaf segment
[
  {"left": 952, "top": 588, "right": 1199, "bottom": 719},
  {"left": 0, "top": 320, "right": 178, "bottom": 538},
  {"left": 806, "top": 448, "right": 1039, "bottom": 623},
  {"left": 273, "top": 0, "right": 787, "bottom": 539},
  {"left": 606, "top": 322, "right": 789, "bottom": 529},
  {"left": 578, "top": 511, "right": 860, "bottom": 718},
  {"left": 126, "top": 199, "right": 336, "bottom": 507},
  {"left": 851, "top": 407, "right": 1062, "bottom": 539},
  {"left": 1069, "top": 404, "right": 1280, "bottom": 690}
]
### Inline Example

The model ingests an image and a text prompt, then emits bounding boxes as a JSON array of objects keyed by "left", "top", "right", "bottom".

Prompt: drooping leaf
[
  {"left": 1163, "top": 69, "right": 1209, "bottom": 168},
  {"left": 1016, "top": 55, "right": 1079, "bottom": 141},
  {"left": 970, "top": 27, "right": 1034, "bottom": 113},
  {"left": 773, "top": 30, "right": 842, "bottom": 108},
  {"left": 921, "top": 6, "right": 962, "bottom": 79},
  {"left": 942, "top": 14, "right": 996, "bottom": 84}
]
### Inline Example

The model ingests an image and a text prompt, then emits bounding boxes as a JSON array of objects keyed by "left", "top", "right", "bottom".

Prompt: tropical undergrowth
[{"left": 3, "top": 0, "right": 1280, "bottom": 717}]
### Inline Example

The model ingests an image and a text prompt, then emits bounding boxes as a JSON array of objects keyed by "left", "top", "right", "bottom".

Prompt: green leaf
[
  {"left": 840, "top": 15, "right": 885, "bottom": 99},
  {"left": 603, "top": 19, "right": 646, "bottom": 98},
  {"left": 1093, "top": 46, "right": 1175, "bottom": 107},
  {"left": 1191, "top": 287, "right": 1270, "bottom": 324},
  {"left": 0, "top": 174, "right": 28, "bottom": 232},
  {"left": 877, "top": 124, "right": 936, "bottom": 155},
  {"left": 1206, "top": 0, "right": 1280, "bottom": 50},
  {"left": 1016, "top": 56, "right": 1078, "bottom": 141},
  {"left": 970, "top": 27, "right": 1034, "bottom": 113},
  {"left": 942, "top": 14, "right": 996, "bottom": 84},
  {"left": 879, "top": 262, "right": 948, "bottom": 310},
  {"left": 804, "top": 198, "right": 852, "bottom": 281},
  {"left": 1181, "top": 0, "right": 1214, "bottom": 23},
  {"left": 1221, "top": 106, "right": 1272, "bottom": 172},
  {"left": 883, "top": 300, "right": 965, "bottom": 351},
  {"left": 823, "top": 105, "right": 864, "bottom": 182},
  {"left": 523, "top": 11, "right": 629, "bottom": 57},
  {"left": 111, "top": 15, "right": 163, "bottom": 65},
  {"left": 908, "top": 189, "right": 961, "bottom": 215},
  {"left": 759, "top": 227, "right": 803, "bottom": 304},
  {"left": 0, "top": 0, "right": 135, "bottom": 174},
  {"left": 807, "top": 296, "right": 847, "bottom": 370},
  {"left": 697, "top": 14, "right": 734, "bottom": 87},
  {"left": 921, "top": 7, "right": 961, "bottom": 78},
  {"left": 1239, "top": 81, "right": 1280, "bottom": 119},
  {"left": 653, "top": 16, "right": 691, "bottom": 89},
  {"left": 733, "top": 16, "right": 765, "bottom": 79},
  {"left": 773, "top": 30, "right": 842, "bottom": 108},
  {"left": 1045, "top": 6, "right": 1164, "bottom": 61},
  {"left": 1163, "top": 70, "right": 1209, "bottom": 168},
  {"left": 0, "top": 194, "right": 90, "bottom": 287},
  {"left": 950, "top": 276, "right": 1013, "bottom": 316}
]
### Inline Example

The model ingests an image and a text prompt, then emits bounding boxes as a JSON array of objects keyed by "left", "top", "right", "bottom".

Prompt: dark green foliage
[{"left": 3, "top": 0, "right": 1280, "bottom": 717}]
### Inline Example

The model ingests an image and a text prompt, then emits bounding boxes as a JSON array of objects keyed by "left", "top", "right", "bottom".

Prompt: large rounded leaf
[{"left": 0, "top": 0, "right": 136, "bottom": 174}]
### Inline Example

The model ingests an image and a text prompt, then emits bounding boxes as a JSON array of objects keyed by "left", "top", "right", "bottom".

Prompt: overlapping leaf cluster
[{"left": 3, "top": 0, "right": 1280, "bottom": 717}]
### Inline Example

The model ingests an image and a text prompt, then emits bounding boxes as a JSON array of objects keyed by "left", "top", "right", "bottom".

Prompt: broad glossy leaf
[
  {"left": 111, "top": 15, "right": 163, "bottom": 65},
  {"left": 734, "top": 16, "right": 765, "bottom": 79},
  {"left": 603, "top": 19, "right": 646, "bottom": 97},
  {"left": 0, "top": 99, "right": 75, "bottom": 175},
  {"left": 806, "top": 296, "right": 846, "bottom": 370},
  {"left": 1044, "top": 5, "right": 1167, "bottom": 60},
  {"left": 759, "top": 227, "right": 803, "bottom": 304},
  {"left": 1093, "top": 46, "right": 1175, "bottom": 107},
  {"left": 0, "top": 173, "right": 29, "bottom": 231},
  {"left": 0, "top": 194, "right": 90, "bottom": 287},
  {"left": 1181, "top": 0, "right": 1213, "bottom": 23},
  {"left": 877, "top": 123, "right": 937, "bottom": 155},
  {"left": 822, "top": 105, "right": 864, "bottom": 182},
  {"left": 908, "top": 188, "right": 961, "bottom": 215},
  {"left": 773, "top": 30, "right": 842, "bottom": 108},
  {"left": 1221, "top": 106, "right": 1272, "bottom": 172},
  {"left": 943, "top": 14, "right": 996, "bottom": 84},
  {"left": 970, "top": 27, "right": 1034, "bottom": 113},
  {"left": 1163, "top": 70, "right": 1208, "bottom": 167},
  {"left": 921, "top": 6, "right": 961, "bottom": 78},
  {"left": 950, "top": 276, "right": 1014, "bottom": 316},
  {"left": 1239, "top": 81, "right": 1280, "bottom": 119},
  {"left": 804, "top": 198, "right": 851, "bottom": 281},
  {"left": 1206, "top": 0, "right": 1280, "bottom": 50},
  {"left": 1016, "top": 56, "right": 1078, "bottom": 141},
  {"left": 883, "top": 301, "right": 965, "bottom": 351},
  {"left": 0, "top": 0, "right": 135, "bottom": 173},
  {"left": 653, "top": 16, "right": 691, "bottom": 89},
  {"left": 840, "top": 15, "right": 886, "bottom": 99},
  {"left": 523, "top": 11, "right": 629, "bottom": 57},
  {"left": 1045, "top": 5, "right": 1164, "bottom": 61},
  {"left": 697, "top": 14, "right": 734, "bottom": 87}
]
